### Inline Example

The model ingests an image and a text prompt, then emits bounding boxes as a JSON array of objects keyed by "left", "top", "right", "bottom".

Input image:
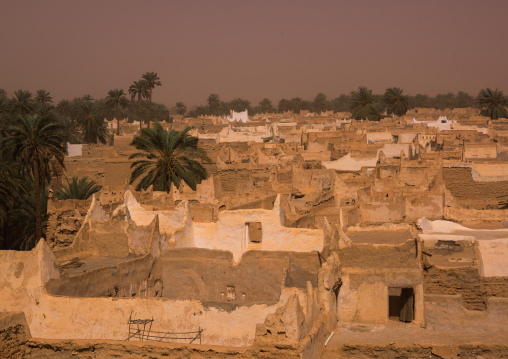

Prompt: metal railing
[{"left": 126, "top": 313, "right": 202, "bottom": 344}]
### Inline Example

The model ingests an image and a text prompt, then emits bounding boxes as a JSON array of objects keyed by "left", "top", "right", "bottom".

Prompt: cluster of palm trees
[
  {"left": 348, "top": 86, "right": 409, "bottom": 121},
  {"left": 0, "top": 73, "right": 209, "bottom": 251},
  {"left": 347, "top": 86, "right": 508, "bottom": 121},
  {"left": 0, "top": 107, "right": 104, "bottom": 250},
  {"left": 184, "top": 88, "right": 508, "bottom": 120},
  {"left": 128, "top": 72, "right": 162, "bottom": 130}
]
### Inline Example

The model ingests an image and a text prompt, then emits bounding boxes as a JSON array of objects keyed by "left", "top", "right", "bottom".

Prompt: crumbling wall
[
  {"left": 160, "top": 249, "right": 320, "bottom": 305},
  {"left": 45, "top": 254, "right": 162, "bottom": 298},
  {"left": 0, "top": 312, "right": 31, "bottom": 359},
  {"left": 424, "top": 266, "right": 508, "bottom": 310},
  {"left": 338, "top": 239, "right": 418, "bottom": 269},
  {"left": 359, "top": 192, "right": 443, "bottom": 224},
  {"left": 444, "top": 207, "right": 508, "bottom": 224},
  {"left": 359, "top": 194, "right": 404, "bottom": 224},
  {"left": 46, "top": 199, "right": 90, "bottom": 249},
  {"left": 443, "top": 167, "right": 508, "bottom": 209},
  {"left": 425, "top": 295, "right": 508, "bottom": 333},
  {"left": 405, "top": 193, "right": 444, "bottom": 220},
  {"left": 292, "top": 166, "right": 333, "bottom": 193}
]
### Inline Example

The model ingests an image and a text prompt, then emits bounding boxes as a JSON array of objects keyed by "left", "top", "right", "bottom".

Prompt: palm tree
[
  {"left": 477, "top": 88, "right": 508, "bottom": 119},
  {"left": 383, "top": 87, "right": 409, "bottom": 117},
  {"left": 207, "top": 93, "right": 221, "bottom": 115},
  {"left": 8, "top": 182, "right": 49, "bottom": 250},
  {"left": 141, "top": 72, "right": 161, "bottom": 129},
  {"left": 81, "top": 94, "right": 94, "bottom": 102},
  {"left": 0, "top": 159, "right": 24, "bottom": 227},
  {"left": 36, "top": 103, "right": 57, "bottom": 121},
  {"left": 349, "top": 86, "right": 374, "bottom": 120},
  {"left": 0, "top": 88, "right": 7, "bottom": 99},
  {"left": 55, "top": 176, "right": 101, "bottom": 200},
  {"left": 259, "top": 98, "right": 274, "bottom": 113},
  {"left": 73, "top": 101, "right": 109, "bottom": 144},
  {"left": 175, "top": 102, "right": 187, "bottom": 116},
  {"left": 56, "top": 99, "right": 72, "bottom": 118},
  {"left": 105, "top": 89, "right": 129, "bottom": 135},
  {"left": 35, "top": 90, "right": 53, "bottom": 104},
  {"left": 58, "top": 116, "right": 80, "bottom": 150},
  {"left": 1, "top": 115, "right": 64, "bottom": 244},
  {"left": 9, "top": 90, "right": 35, "bottom": 118},
  {"left": 365, "top": 102, "right": 387, "bottom": 121},
  {"left": 313, "top": 93, "right": 329, "bottom": 113},
  {"left": 129, "top": 123, "right": 210, "bottom": 192},
  {"left": 128, "top": 80, "right": 149, "bottom": 130}
]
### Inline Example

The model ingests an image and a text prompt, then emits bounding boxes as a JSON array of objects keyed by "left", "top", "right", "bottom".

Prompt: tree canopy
[
  {"left": 129, "top": 123, "right": 210, "bottom": 192},
  {"left": 477, "top": 88, "right": 508, "bottom": 119}
]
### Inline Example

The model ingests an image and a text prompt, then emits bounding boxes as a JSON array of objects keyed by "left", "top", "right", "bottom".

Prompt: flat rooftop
[{"left": 346, "top": 227, "right": 413, "bottom": 245}]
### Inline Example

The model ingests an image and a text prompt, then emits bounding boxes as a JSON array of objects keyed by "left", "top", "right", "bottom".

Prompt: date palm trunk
[
  {"left": 138, "top": 95, "right": 142, "bottom": 131},
  {"left": 33, "top": 157, "right": 42, "bottom": 247},
  {"left": 148, "top": 89, "right": 153, "bottom": 129},
  {"left": 116, "top": 104, "right": 120, "bottom": 136}
]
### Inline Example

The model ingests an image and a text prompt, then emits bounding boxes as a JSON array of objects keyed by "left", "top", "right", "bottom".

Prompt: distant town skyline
[{"left": 1, "top": 0, "right": 507, "bottom": 107}]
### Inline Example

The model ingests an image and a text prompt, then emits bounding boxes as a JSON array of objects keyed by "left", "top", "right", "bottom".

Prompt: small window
[
  {"left": 226, "top": 286, "right": 236, "bottom": 301},
  {"left": 246, "top": 222, "right": 262, "bottom": 243}
]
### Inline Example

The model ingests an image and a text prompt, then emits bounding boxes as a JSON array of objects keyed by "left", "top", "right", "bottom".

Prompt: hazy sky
[{"left": 1, "top": 0, "right": 507, "bottom": 107}]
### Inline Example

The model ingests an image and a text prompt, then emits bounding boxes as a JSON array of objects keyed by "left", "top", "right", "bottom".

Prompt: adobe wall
[
  {"left": 1, "top": 236, "right": 340, "bottom": 353},
  {"left": 0, "top": 241, "right": 61, "bottom": 313},
  {"left": 0, "top": 243, "right": 303, "bottom": 347},
  {"left": 333, "top": 172, "right": 373, "bottom": 203},
  {"left": 46, "top": 199, "right": 90, "bottom": 249},
  {"left": 338, "top": 239, "right": 419, "bottom": 269},
  {"left": 19, "top": 295, "right": 286, "bottom": 346},
  {"left": 229, "top": 194, "right": 278, "bottom": 210},
  {"left": 425, "top": 295, "right": 508, "bottom": 333},
  {"left": 0, "top": 312, "right": 31, "bottom": 359},
  {"left": 473, "top": 163, "right": 508, "bottom": 179},
  {"left": 21, "top": 339, "right": 301, "bottom": 359},
  {"left": 359, "top": 192, "right": 444, "bottom": 224},
  {"left": 405, "top": 193, "right": 444, "bottom": 220},
  {"left": 337, "top": 268, "right": 424, "bottom": 324},
  {"left": 172, "top": 175, "right": 219, "bottom": 204},
  {"left": 443, "top": 167, "right": 508, "bottom": 209},
  {"left": 159, "top": 249, "right": 320, "bottom": 305},
  {"left": 423, "top": 266, "right": 508, "bottom": 310},
  {"left": 219, "top": 168, "right": 264, "bottom": 194},
  {"left": 337, "top": 237, "right": 424, "bottom": 325},
  {"left": 444, "top": 207, "right": 508, "bottom": 224},
  {"left": 463, "top": 143, "right": 497, "bottom": 160},
  {"left": 292, "top": 166, "right": 333, "bottom": 193},
  {"left": 188, "top": 201, "right": 325, "bottom": 262},
  {"left": 45, "top": 254, "right": 162, "bottom": 298},
  {"left": 359, "top": 194, "right": 405, "bottom": 224}
]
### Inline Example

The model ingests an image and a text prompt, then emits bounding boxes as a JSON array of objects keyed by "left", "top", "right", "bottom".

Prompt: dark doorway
[{"left": 388, "top": 287, "right": 414, "bottom": 323}]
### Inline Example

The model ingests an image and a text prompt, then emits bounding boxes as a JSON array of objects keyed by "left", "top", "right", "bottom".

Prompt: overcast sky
[{"left": 1, "top": 0, "right": 507, "bottom": 107}]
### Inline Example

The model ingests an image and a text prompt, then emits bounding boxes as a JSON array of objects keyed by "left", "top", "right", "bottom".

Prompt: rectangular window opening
[
  {"left": 246, "top": 222, "right": 262, "bottom": 243},
  {"left": 388, "top": 287, "right": 414, "bottom": 323}
]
